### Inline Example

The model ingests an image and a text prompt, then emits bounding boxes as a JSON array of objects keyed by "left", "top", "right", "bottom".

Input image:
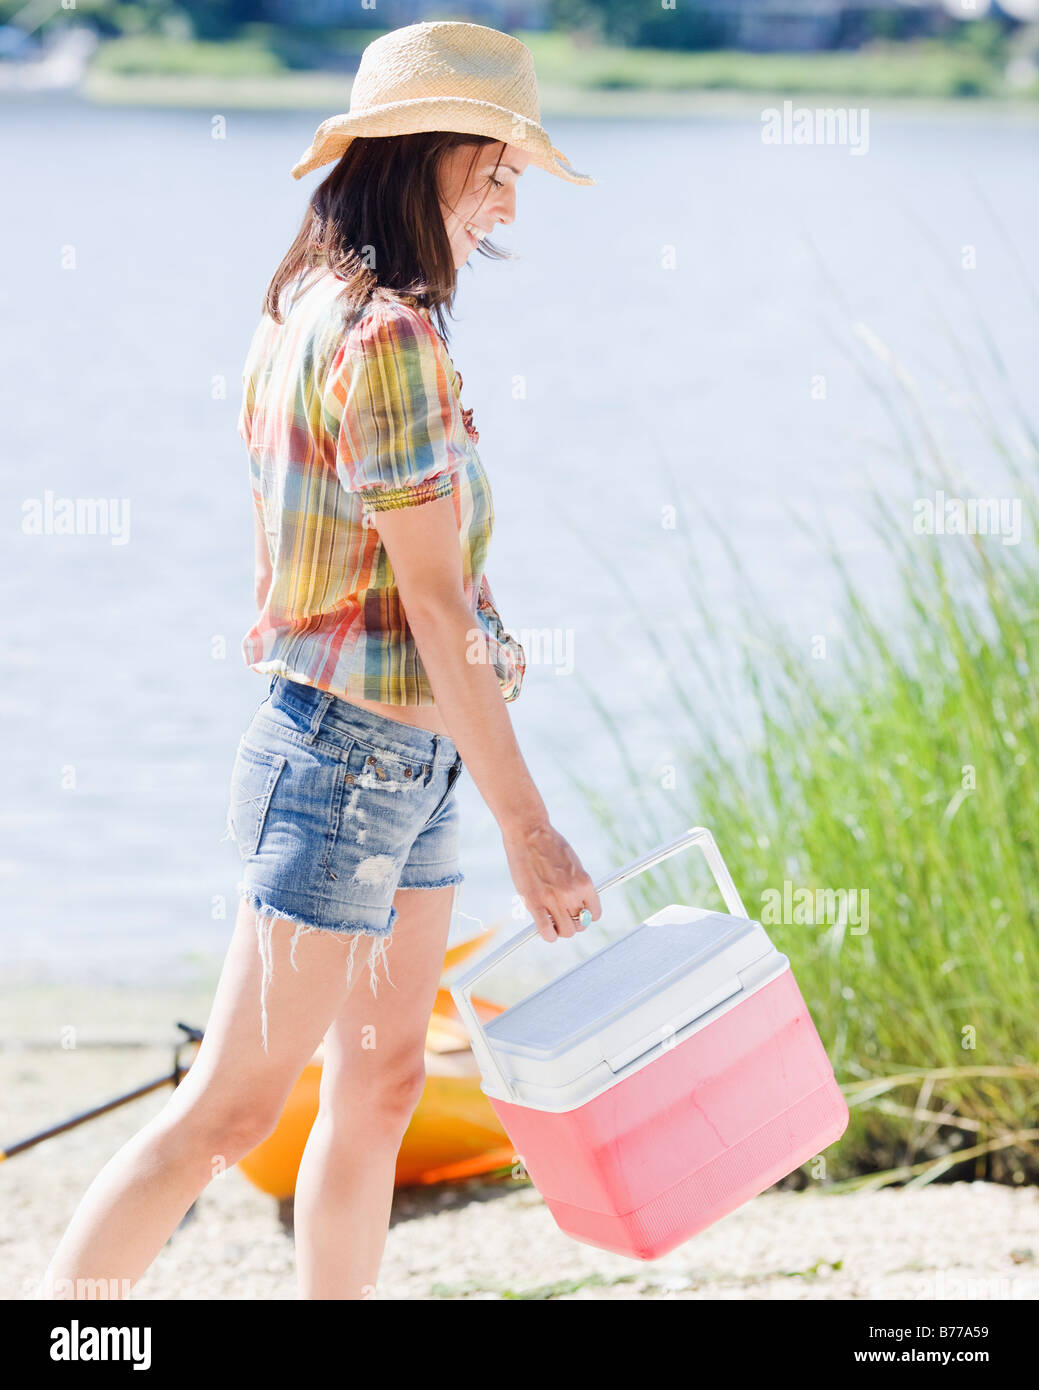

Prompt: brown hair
[{"left": 263, "top": 133, "right": 513, "bottom": 343}]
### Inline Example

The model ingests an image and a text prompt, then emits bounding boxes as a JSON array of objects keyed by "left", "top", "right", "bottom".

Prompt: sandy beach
[{"left": 2, "top": 984, "right": 1036, "bottom": 1301}]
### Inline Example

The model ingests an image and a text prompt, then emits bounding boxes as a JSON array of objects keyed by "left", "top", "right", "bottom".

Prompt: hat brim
[{"left": 289, "top": 95, "right": 595, "bottom": 185}]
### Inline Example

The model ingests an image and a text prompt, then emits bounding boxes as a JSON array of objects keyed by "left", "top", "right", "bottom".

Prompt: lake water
[{"left": 2, "top": 91, "right": 1036, "bottom": 988}]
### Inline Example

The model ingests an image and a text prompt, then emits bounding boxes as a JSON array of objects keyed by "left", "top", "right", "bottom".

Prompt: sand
[{"left": 2, "top": 987, "right": 1036, "bottom": 1302}]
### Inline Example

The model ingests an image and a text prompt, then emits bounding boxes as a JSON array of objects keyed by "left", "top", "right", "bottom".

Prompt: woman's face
[{"left": 439, "top": 142, "right": 532, "bottom": 270}]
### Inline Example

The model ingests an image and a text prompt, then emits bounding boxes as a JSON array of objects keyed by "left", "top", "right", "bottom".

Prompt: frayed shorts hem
[
  {"left": 396, "top": 870, "right": 465, "bottom": 892},
  {"left": 237, "top": 884, "right": 397, "bottom": 1054},
  {"left": 239, "top": 884, "right": 395, "bottom": 938}
]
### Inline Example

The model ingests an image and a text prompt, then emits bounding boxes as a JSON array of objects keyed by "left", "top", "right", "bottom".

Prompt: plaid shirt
[{"left": 237, "top": 270, "right": 526, "bottom": 704}]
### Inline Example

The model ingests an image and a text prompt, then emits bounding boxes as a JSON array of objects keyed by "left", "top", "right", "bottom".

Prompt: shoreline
[
  {"left": 3, "top": 984, "right": 1036, "bottom": 1299},
  {"left": 0, "top": 71, "right": 1033, "bottom": 122},
  {"left": 2, "top": 980, "right": 221, "bottom": 1048},
  {"left": 3, "top": 1037, "right": 1035, "bottom": 1299}
]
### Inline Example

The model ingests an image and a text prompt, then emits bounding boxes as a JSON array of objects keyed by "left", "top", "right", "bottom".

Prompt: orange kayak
[{"left": 236, "top": 931, "right": 516, "bottom": 1197}]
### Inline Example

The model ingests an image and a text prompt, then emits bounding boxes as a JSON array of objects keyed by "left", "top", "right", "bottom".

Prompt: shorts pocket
[
  {"left": 228, "top": 738, "right": 287, "bottom": 857},
  {"left": 344, "top": 737, "right": 434, "bottom": 792}
]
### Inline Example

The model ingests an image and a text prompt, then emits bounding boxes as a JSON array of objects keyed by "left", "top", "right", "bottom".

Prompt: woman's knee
[
  {"left": 378, "top": 1062, "right": 428, "bottom": 1123},
  {"left": 321, "top": 1054, "right": 428, "bottom": 1132},
  {"left": 160, "top": 1086, "right": 286, "bottom": 1164}
]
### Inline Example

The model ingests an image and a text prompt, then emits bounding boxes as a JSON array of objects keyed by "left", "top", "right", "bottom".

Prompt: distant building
[
  {"left": 260, "top": 0, "right": 983, "bottom": 53},
  {"left": 667, "top": 0, "right": 962, "bottom": 52},
  {"left": 261, "top": 1, "right": 550, "bottom": 32}
]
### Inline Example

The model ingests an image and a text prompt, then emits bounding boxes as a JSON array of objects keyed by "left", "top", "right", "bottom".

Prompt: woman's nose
[{"left": 495, "top": 188, "right": 517, "bottom": 227}]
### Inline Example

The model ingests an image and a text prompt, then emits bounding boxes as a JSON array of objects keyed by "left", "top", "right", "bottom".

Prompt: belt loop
[{"left": 303, "top": 690, "right": 335, "bottom": 744}]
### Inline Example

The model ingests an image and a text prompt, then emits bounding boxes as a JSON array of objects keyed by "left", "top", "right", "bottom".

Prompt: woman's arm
[{"left": 370, "top": 496, "right": 600, "bottom": 942}]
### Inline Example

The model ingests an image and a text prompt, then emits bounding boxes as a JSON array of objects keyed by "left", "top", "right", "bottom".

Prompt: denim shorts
[{"left": 223, "top": 674, "right": 465, "bottom": 1047}]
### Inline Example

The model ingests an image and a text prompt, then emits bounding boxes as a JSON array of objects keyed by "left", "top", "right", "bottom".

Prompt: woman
[{"left": 42, "top": 21, "right": 599, "bottom": 1302}]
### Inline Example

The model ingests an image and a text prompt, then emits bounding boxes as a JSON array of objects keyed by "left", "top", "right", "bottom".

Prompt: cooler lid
[{"left": 481, "top": 905, "right": 781, "bottom": 1106}]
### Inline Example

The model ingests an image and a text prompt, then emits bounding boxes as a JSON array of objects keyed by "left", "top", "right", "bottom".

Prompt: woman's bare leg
[
  {"left": 40, "top": 899, "right": 365, "bottom": 1299},
  {"left": 292, "top": 883, "right": 457, "bottom": 1300}
]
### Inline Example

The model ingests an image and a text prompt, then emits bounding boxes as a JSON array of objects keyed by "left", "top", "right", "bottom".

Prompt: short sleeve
[{"left": 330, "top": 304, "right": 468, "bottom": 513}]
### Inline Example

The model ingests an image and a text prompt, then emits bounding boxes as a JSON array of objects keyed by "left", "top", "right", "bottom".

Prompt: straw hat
[{"left": 289, "top": 21, "right": 594, "bottom": 186}]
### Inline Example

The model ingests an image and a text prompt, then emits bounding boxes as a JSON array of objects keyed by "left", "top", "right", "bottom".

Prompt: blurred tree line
[
  {"left": 549, "top": 0, "right": 1020, "bottom": 51},
  {"left": 551, "top": 0, "right": 730, "bottom": 48},
  {"left": 0, "top": 0, "right": 1021, "bottom": 58},
  {"left": 0, "top": 0, "right": 255, "bottom": 41}
]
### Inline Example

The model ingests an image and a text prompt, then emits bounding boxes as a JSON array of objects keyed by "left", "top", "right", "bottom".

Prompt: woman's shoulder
[
  {"left": 347, "top": 289, "right": 437, "bottom": 341},
  {"left": 333, "top": 295, "right": 453, "bottom": 394}
]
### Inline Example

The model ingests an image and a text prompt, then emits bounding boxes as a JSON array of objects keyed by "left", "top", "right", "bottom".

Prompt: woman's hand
[{"left": 502, "top": 820, "right": 602, "bottom": 942}]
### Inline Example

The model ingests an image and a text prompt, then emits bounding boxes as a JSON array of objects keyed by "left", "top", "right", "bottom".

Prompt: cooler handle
[{"left": 449, "top": 825, "right": 749, "bottom": 1104}]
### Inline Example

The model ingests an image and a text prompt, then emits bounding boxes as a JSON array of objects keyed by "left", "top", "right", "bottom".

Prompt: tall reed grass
[{"left": 568, "top": 278, "right": 1039, "bottom": 1187}]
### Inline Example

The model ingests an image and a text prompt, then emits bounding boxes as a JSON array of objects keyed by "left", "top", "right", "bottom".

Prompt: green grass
[
  {"left": 89, "top": 35, "right": 287, "bottom": 78},
  {"left": 515, "top": 29, "right": 1037, "bottom": 100},
  {"left": 566, "top": 271, "right": 1039, "bottom": 1186},
  {"left": 80, "top": 25, "right": 1039, "bottom": 102}
]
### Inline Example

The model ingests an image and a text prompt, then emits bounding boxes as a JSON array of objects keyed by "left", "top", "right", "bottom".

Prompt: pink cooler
[{"left": 451, "top": 827, "right": 848, "bottom": 1261}]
